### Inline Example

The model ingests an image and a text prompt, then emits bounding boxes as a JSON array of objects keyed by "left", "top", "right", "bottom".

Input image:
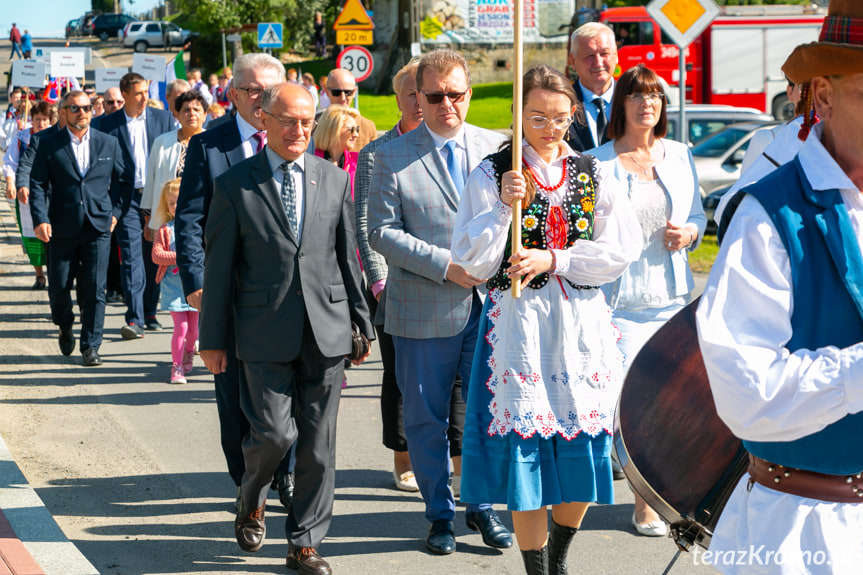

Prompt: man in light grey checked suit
[{"left": 368, "top": 49, "right": 512, "bottom": 556}]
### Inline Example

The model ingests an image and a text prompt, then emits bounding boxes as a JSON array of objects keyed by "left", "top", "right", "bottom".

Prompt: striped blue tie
[{"left": 280, "top": 162, "right": 298, "bottom": 237}]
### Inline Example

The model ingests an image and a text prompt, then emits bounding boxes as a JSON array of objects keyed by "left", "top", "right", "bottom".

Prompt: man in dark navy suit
[
  {"left": 175, "top": 53, "right": 294, "bottom": 509},
  {"left": 29, "top": 91, "right": 131, "bottom": 366},
  {"left": 95, "top": 72, "right": 174, "bottom": 339},
  {"left": 565, "top": 22, "right": 619, "bottom": 152}
]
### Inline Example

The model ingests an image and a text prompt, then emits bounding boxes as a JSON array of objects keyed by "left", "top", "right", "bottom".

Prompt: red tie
[{"left": 252, "top": 131, "right": 267, "bottom": 153}]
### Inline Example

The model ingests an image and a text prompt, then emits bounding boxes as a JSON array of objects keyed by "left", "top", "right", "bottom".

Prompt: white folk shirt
[
  {"left": 695, "top": 122, "right": 863, "bottom": 574},
  {"left": 125, "top": 109, "right": 148, "bottom": 188},
  {"left": 68, "top": 127, "right": 91, "bottom": 176}
]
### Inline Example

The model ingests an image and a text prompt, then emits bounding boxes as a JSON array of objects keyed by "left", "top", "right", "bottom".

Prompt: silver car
[
  {"left": 692, "top": 121, "right": 781, "bottom": 197},
  {"left": 123, "top": 21, "right": 189, "bottom": 52},
  {"left": 666, "top": 105, "right": 774, "bottom": 146}
]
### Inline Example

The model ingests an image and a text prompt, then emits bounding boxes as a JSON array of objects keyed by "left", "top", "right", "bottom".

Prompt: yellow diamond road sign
[
  {"left": 662, "top": 0, "right": 706, "bottom": 34},
  {"left": 647, "top": 0, "right": 720, "bottom": 48}
]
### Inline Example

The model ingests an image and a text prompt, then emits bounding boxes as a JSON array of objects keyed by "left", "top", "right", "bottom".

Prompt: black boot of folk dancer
[
  {"left": 548, "top": 520, "right": 578, "bottom": 575},
  {"left": 520, "top": 546, "right": 549, "bottom": 575}
]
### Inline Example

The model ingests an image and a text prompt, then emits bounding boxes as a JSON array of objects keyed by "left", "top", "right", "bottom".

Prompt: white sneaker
[
  {"left": 632, "top": 511, "right": 668, "bottom": 537},
  {"left": 170, "top": 363, "right": 187, "bottom": 384},
  {"left": 393, "top": 469, "right": 419, "bottom": 492}
]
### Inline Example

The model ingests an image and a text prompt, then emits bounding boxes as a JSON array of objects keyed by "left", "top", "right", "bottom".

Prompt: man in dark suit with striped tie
[
  {"left": 565, "top": 22, "right": 619, "bottom": 152},
  {"left": 175, "top": 53, "right": 294, "bottom": 510}
]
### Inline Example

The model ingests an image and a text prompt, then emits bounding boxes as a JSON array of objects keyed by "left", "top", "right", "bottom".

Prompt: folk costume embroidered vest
[
  {"left": 485, "top": 149, "right": 598, "bottom": 291},
  {"left": 745, "top": 158, "right": 863, "bottom": 475}
]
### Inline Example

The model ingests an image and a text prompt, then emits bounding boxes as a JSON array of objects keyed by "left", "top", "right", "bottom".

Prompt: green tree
[
  {"left": 92, "top": 0, "right": 114, "bottom": 13},
  {"left": 174, "top": 0, "right": 341, "bottom": 51}
]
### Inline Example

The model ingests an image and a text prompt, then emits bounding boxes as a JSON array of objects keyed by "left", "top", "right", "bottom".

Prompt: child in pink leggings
[{"left": 151, "top": 178, "right": 198, "bottom": 384}]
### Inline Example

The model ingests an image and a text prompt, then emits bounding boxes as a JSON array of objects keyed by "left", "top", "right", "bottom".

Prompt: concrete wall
[{"left": 456, "top": 42, "right": 569, "bottom": 85}]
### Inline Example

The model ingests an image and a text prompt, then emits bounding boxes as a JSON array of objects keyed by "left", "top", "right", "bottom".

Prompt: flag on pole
[
  {"left": 42, "top": 76, "right": 82, "bottom": 103},
  {"left": 149, "top": 51, "right": 187, "bottom": 108}
]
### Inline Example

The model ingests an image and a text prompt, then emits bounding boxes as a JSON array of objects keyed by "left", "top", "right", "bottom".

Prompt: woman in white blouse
[
  {"left": 451, "top": 64, "right": 641, "bottom": 575},
  {"left": 141, "top": 90, "right": 208, "bottom": 236},
  {"left": 589, "top": 64, "right": 707, "bottom": 537}
]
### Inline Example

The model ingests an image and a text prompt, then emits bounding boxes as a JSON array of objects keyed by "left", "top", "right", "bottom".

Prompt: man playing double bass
[{"left": 696, "top": 1, "right": 863, "bottom": 573}]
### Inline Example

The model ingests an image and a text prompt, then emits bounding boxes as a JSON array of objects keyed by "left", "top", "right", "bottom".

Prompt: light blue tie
[
  {"left": 444, "top": 140, "right": 465, "bottom": 196},
  {"left": 280, "top": 162, "right": 298, "bottom": 237}
]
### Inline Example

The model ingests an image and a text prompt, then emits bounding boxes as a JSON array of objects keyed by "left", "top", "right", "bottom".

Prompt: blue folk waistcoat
[{"left": 743, "top": 157, "right": 863, "bottom": 475}]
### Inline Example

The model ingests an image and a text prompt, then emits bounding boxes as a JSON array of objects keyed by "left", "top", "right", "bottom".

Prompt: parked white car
[{"left": 123, "top": 21, "right": 189, "bottom": 52}]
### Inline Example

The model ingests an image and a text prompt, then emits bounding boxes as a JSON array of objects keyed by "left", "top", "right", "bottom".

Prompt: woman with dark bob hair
[
  {"left": 451, "top": 64, "right": 641, "bottom": 574},
  {"left": 589, "top": 64, "right": 706, "bottom": 537},
  {"left": 141, "top": 89, "right": 208, "bottom": 233}
]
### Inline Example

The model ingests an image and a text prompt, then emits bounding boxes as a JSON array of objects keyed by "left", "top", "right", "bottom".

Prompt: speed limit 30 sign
[{"left": 336, "top": 46, "right": 374, "bottom": 83}]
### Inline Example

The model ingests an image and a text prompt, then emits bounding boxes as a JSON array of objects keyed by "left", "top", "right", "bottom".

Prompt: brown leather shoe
[
  {"left": 286, "top": 545, "right": 331, "bottom": 575},
  {"left": 234, "top": 501, "right": 265, "bottom": 552}
]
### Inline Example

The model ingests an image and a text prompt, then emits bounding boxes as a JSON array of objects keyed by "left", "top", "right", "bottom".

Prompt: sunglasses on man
[
  {"left": 328, "top": 88, "right": 355, "bottom": 97},
  {"left": 64, "top": 104, "right": 93, "bottom": 113},
  {"left": 421, "top": 91, "right": 467, "bottom": 104}
]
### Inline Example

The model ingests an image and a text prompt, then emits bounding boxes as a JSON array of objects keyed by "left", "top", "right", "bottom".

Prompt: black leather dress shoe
[
  {"left": 466, "top": 509, "right": 513, "bottom": 549},
  {"left": 425, "top": 519, "right": 456, "bottom": 555},
  {"left": 82, "top": 348, "right": 102, "bottom": 367},
  {"left": 286, "top": 544, "right": 331, "bottom": 575},
  {"left": 234, "top": 501, "right": 266, "bottom": 552},
  {"left": 272, "top": 471, "right": 294, "bottom": 509},
  {"left": 59, "top": 328, "right": 75, "bottom": 356}
]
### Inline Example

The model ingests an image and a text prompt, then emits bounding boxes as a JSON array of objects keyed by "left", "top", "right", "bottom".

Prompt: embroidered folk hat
[{"left": 782, "top": 0, "right": 863, "bottom": 83}]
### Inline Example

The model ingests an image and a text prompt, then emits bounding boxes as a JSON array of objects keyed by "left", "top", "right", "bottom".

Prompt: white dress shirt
[
  {"left": 426, "top": 123, "right": 467, "bottom": 186},
  {"left": 236, "top": 113, "right": 260, "bottom": 159},
  {"left": 68, "top": 127, "right": 91, "bottom": 176},
  {"left": 695, "top": 122, "right": 863, "bottom": 574},
  {"left": 579, "top": 80, "right": 614, "bottom": 147},
  {"left": 125, "top": 109, "right": 148, "bottom": 188},
  {"left": 265, "top": 146, "right": 306, "bottom": 241}
]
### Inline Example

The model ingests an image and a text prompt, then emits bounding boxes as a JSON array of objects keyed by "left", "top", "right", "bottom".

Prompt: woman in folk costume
[
  {"left": 3, "top": 100, "right": 56, "bottom": 289},
  {"left": 451, "top": 64, "right": 641, "bottom": 575}
]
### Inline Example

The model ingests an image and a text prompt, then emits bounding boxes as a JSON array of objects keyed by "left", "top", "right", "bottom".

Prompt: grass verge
[
  {"left": 357, "top": 82, "right": 515, "bottom": 130},
  {"left": 689, "top": 234, "right": 718, "bottom": 274}
]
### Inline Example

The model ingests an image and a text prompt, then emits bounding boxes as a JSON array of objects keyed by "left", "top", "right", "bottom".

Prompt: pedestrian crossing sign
[{"left": 258, "top": 23, "right": 283, "bottom": 48}]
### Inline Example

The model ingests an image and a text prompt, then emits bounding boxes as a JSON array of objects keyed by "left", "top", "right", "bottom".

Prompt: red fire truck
[{"left": 576, "top": 5, "right": 826, "bottom": 119}]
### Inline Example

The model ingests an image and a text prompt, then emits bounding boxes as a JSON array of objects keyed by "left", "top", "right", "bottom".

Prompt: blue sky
[{"left": 5, "top": 0, "right": 163, "bottom": 38}]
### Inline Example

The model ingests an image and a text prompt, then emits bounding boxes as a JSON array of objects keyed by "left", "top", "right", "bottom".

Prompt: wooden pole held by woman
[{"left": 511, "top": 0, "right": 524, "bottom": 299}]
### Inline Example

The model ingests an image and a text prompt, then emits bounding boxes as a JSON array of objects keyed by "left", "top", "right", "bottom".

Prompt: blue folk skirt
[{"left": 460, "top": 297, "right": 615, "bottom": 511}]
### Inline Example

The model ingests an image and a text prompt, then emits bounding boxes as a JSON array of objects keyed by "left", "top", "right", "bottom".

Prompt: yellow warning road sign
[
  {"left": 336, "top": 30, "right": 373, "bottom": 45},
  {"left": 333, "top": 0, "right": 374, "bottom": 30}
]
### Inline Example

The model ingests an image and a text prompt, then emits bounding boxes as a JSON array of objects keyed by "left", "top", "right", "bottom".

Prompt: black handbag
[{"left": 348, "top": 322, "right": 370, "bottom": 361}]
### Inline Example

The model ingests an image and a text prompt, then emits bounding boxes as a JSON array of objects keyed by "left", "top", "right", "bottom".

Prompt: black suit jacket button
[{"left": 297, "top": 289, "right": 303, "bottom": 296}]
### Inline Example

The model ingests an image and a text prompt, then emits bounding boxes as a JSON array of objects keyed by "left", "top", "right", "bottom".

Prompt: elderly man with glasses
[
  {"left": 175, "top": 53, "right": 296, "bottom": 514},
  {"left": 368, "top": 48, "right": 513, "bottom": 557},
  {"left": 199, "top": 82, "right": 373, "bottom": 575},
  {"left": 29, "top": 91, "right": 131, "bottom": 366}
]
